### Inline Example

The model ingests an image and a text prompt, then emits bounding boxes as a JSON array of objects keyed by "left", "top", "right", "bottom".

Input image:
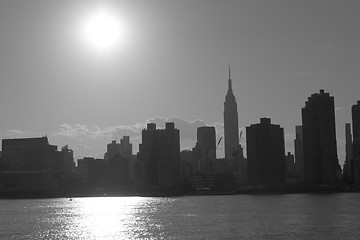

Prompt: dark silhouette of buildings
[
  {"left": 105, "top": 136, "right": 133, "bottom": 160},
  {"left": 0, "top": 152, "right": 2, "bottom": 176},
  {"left": 105, "top": 140, "right": 119, "bottom": 161},
  {"left": 285, "top": 152, "right": 296, "bottom": 181},
  {"left": 192, "top": 126, "right": 216, "bottom": 173},
  {"left": 107, "top": 153, "right": 130, "bottom": 191},
  {"left": 77, "top": 157, "right": 107, "bottom": 189},
  {"left": 77, "top": 157, "right": 92, "bottom": 185},
  {"left": 61, "top": 145, "right": 76, "bottom": 174},
  {"left": 352, "top": 101, "right": 360, "bottom": 184},
  {"left": 246, "top": 118, "right": 286, "bottom": 185},
  {"left": 343, "top": 123, "right": 353, "bottom": 183},
  {"left": 0, "top": 136, "right": 75, "bottom": 192},
  {"left": 120, "top": 136, "right": 132, "bottom": 158},
  {"left": 137, "top": 122, "right": 181, "bottom": 190},
  {"left": 103, "top": 137, "right": 132, "bottom": 190},
  {"left": 180, "top": 150, "right": 194, "bottom": 182},
  {"left": 2, "top": 137, "right": 53, "bottom": 171},
  {"left": 5, "top": 86, "right": 360, "bottom": 195},
  {"left": 231, "top": 144, "right": 247, "bottom": 185},
  {"left": 294, "top": 125, "right": 304, "bottom": 181},
  {"left": 103, "top": 136, "right": 134, "bottom": 189},
  {"left": 302, "top": 90, "right": 341, "bottom": 185},
  {"left": 77, "top": 156, "right": 130, "bottom": 192},
  {"left": 191, "top": 125, "right": 241, "bottom": 192},
  {"left": 224, "top": 67, "right": 239, "bottom": 160}
]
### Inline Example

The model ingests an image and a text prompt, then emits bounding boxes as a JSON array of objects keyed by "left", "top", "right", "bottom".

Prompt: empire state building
[{"left": 224, "top": 68, "right": 239, "bottom": 160}]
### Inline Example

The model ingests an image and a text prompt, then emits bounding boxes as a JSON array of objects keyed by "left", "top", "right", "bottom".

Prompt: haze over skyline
[{"left": 1, "top": 0, "right": 360, "bottom": 163}]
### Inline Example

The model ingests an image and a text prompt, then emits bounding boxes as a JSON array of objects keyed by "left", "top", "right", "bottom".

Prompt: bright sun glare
[{"left": 79, "top": 6, "right": 127, "bottom": 54}]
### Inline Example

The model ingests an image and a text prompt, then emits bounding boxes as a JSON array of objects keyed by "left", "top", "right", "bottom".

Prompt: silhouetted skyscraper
[
  {"left": 246, "top": 118, "right": 286, "bottom": 185},
  {"left": 294, "top": 125, "right": 304, "bottom": 180},
  {"left": 105, "top": 140, "right": 120, "bottom": 161},
  {"left": 345, "top": 123, "right": 354, "bottom": 161},
  {"left": 193, "top": 126, "right": 216, "bottom": 173},
  {"left": 302, "top": 90, "right": 340, "bottom": 184},
  {"left": 102, "top": 137, "right": 133, "bottom": 190},
  {"left": 343, "top": 123, "right": 353, "bottom": 182},
  {"left": 137, "top": 123, "right": 181, "bottom": 188},
  {"left": 120, "top": 136, "right": 132, "bottom": 158},
  {"left": 285, "top": 152, "right": 296, "bottom": 181},
  {"left": 137, "top": 123, "right": 158, "bottom": 186},
  {"left": 224, "top": 67, "right": 239, "bottom": 160},
  {"left": 77, "top": 157, "right": 107, "bottom": 189},
  {"left": 180, "top": 150, "right": 194, "bottom": 181},
  {"left": 104, "top": 136, "right": 132, "bottom": 160},
  {"left": 158, "top": 122, "right": 181, "bottom": 187},
  {"left": 352, "top": 101, "right": 360, "bottom": 184}
]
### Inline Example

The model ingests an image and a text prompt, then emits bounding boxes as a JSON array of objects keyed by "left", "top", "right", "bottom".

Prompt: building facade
[
  {"left": 302, "top": 90, "right": 341, "bottom": 184},
  {"left": 105, "top": 140, "right": 120, "bottom": 161},
  {"left": 120, "top": 136, "right": 132, "bottom": 158},
  {"left": 352, "top": 101, "right": 360, "bottom": 184},
  {"left": 137, "top": 123, "right": 181, "bottom": 189},
  {"left": 246, "top": 118, "right": 286, "bottom": 185},
  {"left": 294, "top": 125, "right": 304, "bottom": 181},
  {"left": 343, "top": 123, "right": 353, "bottom": 183},
  {"left": 193, "top": 126, "right": 216, "bottom": 173},
  {"left": 285, "top": 152, "right": 296, "bottom": 181},
  {"left": 0, "top": 136, "right": 71, "bottom": 192}
]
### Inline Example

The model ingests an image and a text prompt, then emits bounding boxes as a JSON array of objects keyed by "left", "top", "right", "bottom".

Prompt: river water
[{"left": 1, "top": 193, "right": 360, "bottom": 239}]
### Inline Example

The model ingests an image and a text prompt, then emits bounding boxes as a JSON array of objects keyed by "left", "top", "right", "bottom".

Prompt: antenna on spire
[
  {"left": 227, "top": 64, "right": 233, "bottom": 93},
  {"left": 228, "top": 64, "right": 231, "bottom": 80}
]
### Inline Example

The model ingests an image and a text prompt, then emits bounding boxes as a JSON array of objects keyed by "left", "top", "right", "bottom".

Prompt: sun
[{"left": 79, "top": 6, "right": 127, "bottom": 54}]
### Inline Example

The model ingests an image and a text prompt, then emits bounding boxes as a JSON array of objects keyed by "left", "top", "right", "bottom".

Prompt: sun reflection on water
[
  {"left": 73, "top": 197, "right": 146, "bottom": 240},
  {"left": 2, "top": 197, "right": 178, "bottom": 240}
]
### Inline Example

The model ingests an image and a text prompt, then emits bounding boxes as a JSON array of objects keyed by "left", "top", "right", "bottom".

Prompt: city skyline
[{"left": 1, "top": 1, "right": 360, "bottom": 163}]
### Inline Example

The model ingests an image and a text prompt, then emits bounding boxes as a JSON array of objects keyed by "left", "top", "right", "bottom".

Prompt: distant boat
[{"left": 69, "top": 197, "right": 73, "bottom": 201}]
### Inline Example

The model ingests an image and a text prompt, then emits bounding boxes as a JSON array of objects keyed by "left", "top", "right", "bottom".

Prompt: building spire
[
  {"left": 228, "top": 64, "right": 232, "bottom": 93},
  {"left": 229, "top": 64, "right": 231, "bottom": 80},
  {"left": 224, "top": 64, "right": 239, "bottom": 160}
]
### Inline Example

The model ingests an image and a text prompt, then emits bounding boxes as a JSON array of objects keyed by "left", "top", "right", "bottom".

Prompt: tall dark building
[
  {"left": 345, "top": 123, "right": 354, "bottom": 161},
  {"left": 352, "top": 101, "right": 360, "bottom": 184},
  {"left": 224, "top": 67, "right": 239, "bottom": 160},
  {"left": 104, "top": 136, "right": 132, "bottom": 160},
  {"left": 302, "top": 90, "right": 340, "bottom": 184},
  {"left": 193, "top": 126, "right": 216, "bottom": 173},
  {"left": 343, "top": 123, "right": 353, "bottom": 182},
  {"left": 107, "top": 154, "right": 130, "bottom": 190},
  {"left": 103, "top": 137, "right": 133, "bottom": 190},
  {"left": 294, "top": 125, "right": 304, "bottom": 180},
  {"left": 246, "top": 118, "right": 286, "bottom": 185},
  {"left": 180, "top": 150, "right": 194, "bottom": 181},
  {"left": 105, "top": 140, "right": 120, "bottom": 161},
  {"left": 120, "top": 136, "right": 132, "bottom": 158},
  {"left": 137, "top": 123, "right": 181, "bottom": 188},
  {"left": 61, "top": 145, "right": 76, "bottom": 174},
  {"left": 285, "top": 152, "right": 296, "bottom": 181},
  {"left": 77, "top": 157, "right": 107, "bottom": 189},
  {"left": 137, "top": 123, "right": 158, "bottom": 186}
]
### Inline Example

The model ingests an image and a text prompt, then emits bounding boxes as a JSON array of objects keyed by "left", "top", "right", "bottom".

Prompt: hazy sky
[{"left": 1, "top": 0, "right": 360, "bottom": 163}]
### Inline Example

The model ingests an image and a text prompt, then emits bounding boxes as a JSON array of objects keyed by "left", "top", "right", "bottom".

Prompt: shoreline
[{"left": 1, "top": 185, "right": 360, "bottom": 199}]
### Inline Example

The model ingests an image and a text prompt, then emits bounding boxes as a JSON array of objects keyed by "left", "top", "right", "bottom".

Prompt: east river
[{"left": 1, "top": 193, "right": 360, "bottom": 239}]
